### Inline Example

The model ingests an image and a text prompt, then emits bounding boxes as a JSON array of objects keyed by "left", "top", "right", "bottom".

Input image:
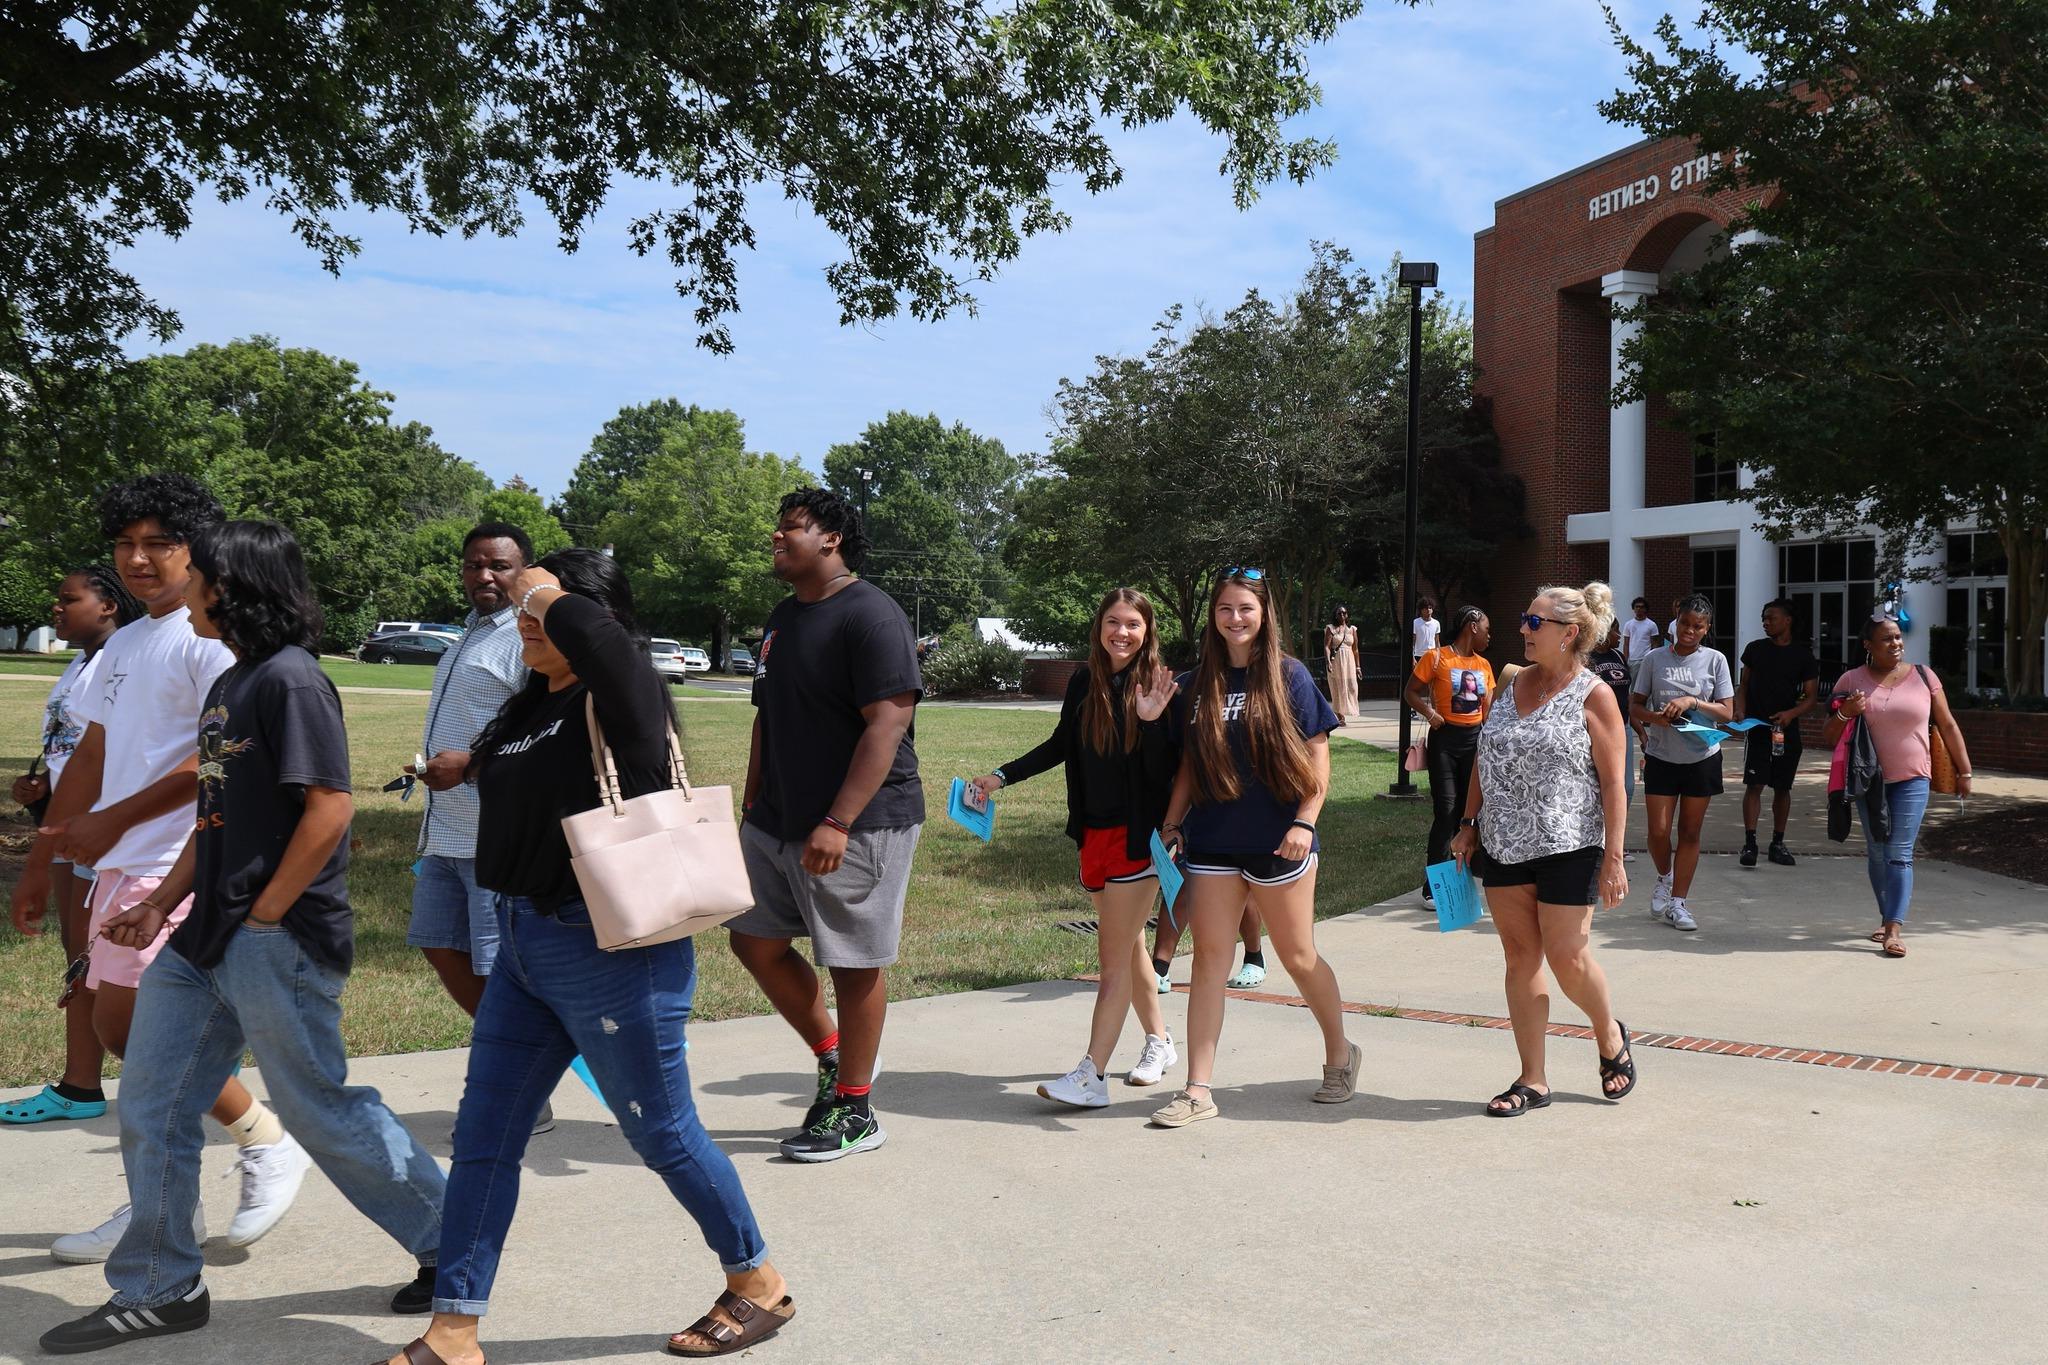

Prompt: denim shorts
[{"left": 408, "top": 854, "right": 500, "bottom": 973}]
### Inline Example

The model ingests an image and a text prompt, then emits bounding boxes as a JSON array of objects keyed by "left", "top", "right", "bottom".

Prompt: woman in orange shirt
[{"left": 1405, "top": 607, "right": 1496, "bottom": 903}]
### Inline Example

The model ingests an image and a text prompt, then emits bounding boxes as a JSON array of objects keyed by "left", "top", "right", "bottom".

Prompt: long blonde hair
[
  {"left": 1083, "top": 587, "right": 1163, "bottom": 754},
  {"left": 1187, "top": 572, "right": 1318, "bottom": 807}
]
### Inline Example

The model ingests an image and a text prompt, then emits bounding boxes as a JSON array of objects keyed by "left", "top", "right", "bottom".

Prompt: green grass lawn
[
  {"left": 0, "top": 686, "right": 1426, "bottom": 1087},
  {"left": 1, "top": 652, "right": 738, "bottom": 698}
]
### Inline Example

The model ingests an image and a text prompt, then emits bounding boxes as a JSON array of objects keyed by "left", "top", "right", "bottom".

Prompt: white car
[
  {"left": 649, "top": 638, "right": 689, "bottom": 681},
  {"left": 680, "top": 647, "right": 711, "bottom": 673}
]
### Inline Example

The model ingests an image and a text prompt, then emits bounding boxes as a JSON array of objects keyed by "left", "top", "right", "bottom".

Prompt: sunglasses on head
[
  {"left": 1520, "top": 613, "right": 1573, "bottom": 632},
  {"left": 1221, "top": 566, "right": 1265, "bottom": 581}
]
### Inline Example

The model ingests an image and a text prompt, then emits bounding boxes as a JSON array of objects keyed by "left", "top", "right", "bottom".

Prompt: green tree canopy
[
  {"left": 1604, "top": 0, "right": 2047, "bottom": 694},
  {"left": 0, "top": 336, "right": 526, "bottom": 647},
  {"left": 552, "top": 399, "right": 712, "bottom": 541},
  {"left": 823, "top": 412, "right": 1022, "bottom": 636},
  {"left": 596, "top": 407, "right": 804, "bottom": 663},
  {"left": 1, "top": 0, "right": 1413, "bottom": 420}
]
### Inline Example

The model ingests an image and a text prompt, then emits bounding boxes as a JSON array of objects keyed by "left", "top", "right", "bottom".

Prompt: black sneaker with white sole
[
  {"left": 1768, "top": 841, "right": 1796, "bottom": 867},
  {"left": 40, "top": 1283, "right": 208, "bottom": 1354},
  {"left": 779, "top": 1103, "right": 887, "bottom": 1163},
  {"left": 390, "top": 1265, "right": 435, "bottom": 1314}
]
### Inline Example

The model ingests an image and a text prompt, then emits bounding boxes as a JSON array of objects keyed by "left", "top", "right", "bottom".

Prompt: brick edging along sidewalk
[{"left": 1081, "top": 976, "right": 2047, "bottom": 1090}]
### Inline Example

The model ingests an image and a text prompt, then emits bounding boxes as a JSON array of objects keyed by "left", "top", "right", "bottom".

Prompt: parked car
[
  {"left": 371, "top": 620, "right": 463, "bottom": 640},
  {"left": 729, "top": 646, "right": 755, "bottom": 675},
  {"left": 358, "top": 631, "right": 459, "bottom": 665},
  {"left": 680, "top": 646, "right": 711, "bottom": 673},
  {"left": 649, "top": 638, "right": 689, "bottom": 681}
]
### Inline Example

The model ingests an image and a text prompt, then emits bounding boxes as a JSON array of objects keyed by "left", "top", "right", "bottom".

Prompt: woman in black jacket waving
[
  {"left": 381, "top": 550, "right": 791, "bottom": 1365},
  {"left": 972, "top": 588, "right": 1180, "bottom": 1108}
]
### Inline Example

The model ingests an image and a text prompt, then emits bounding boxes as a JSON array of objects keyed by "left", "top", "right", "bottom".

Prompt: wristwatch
[{"left": 1458, "top": 817, "right": 1479, "bottom": 830}]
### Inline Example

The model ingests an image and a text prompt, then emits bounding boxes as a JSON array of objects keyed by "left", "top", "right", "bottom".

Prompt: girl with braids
[
  {"left": 1405, "top": 604, "right": 1495, "bottom": 904},
  {"left": 1630, "top": 592, "right": 1736, "bottom": 932},
  {"left": 973, "top": 587, "right": 1183, "bottom": 1106},
  {"left": 1, "top": 566, "right": 143, "bottom": 1126},
  {"left": 1151, "top": 569, "right": 1358, "bottom": 1128}
]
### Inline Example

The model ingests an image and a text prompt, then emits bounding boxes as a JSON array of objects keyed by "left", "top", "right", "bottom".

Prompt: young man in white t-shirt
[
  {"left": 1411, "top": 598, "right": 1440, "bottom": 659},
  {"left": 9, "top": 475, "right": 310, "bottom": 1263},
  {"left": 1619, "top": 596, "right": 1660, "bottom": 664}
]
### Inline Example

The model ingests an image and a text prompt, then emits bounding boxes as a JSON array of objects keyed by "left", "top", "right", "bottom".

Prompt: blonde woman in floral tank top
[{"left": 1449, "top": 582, "right": 1637, "bottom": 1117}]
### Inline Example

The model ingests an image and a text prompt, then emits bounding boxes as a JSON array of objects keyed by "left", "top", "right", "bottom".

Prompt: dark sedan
[{"left": 358, "top": 631, "right": 458, "bottom": 665}]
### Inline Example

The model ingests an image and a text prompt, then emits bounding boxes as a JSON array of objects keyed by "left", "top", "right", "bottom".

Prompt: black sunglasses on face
[{"left": 1520, "top": 614, "right": 1573, "bottom": 631}]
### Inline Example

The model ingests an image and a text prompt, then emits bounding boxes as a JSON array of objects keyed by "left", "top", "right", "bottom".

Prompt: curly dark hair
[
  {"left": 72, "top": 564, "right": 144, "bottom": 628},
  {"left": 97, "top": 472, "right": 224, "bottom": 543},
  {"left": 464, "top": 548, "right": 671, "bottom": 782},
  {"left": 780, "top": 487, "right": 870, "bottom": 571},
  {"left": 187, "top": 521, "right": 323, "bottom": 660}
]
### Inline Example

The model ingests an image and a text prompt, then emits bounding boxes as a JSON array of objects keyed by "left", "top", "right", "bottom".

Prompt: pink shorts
[{"left": 86, "top": 870, "right": 194, "bottom": 990}]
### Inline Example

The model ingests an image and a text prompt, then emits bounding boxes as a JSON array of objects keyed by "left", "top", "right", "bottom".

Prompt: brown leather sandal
[
  {"left": 370, "top": 1338, "right": 484, "bottom": 1365},
  {"left": 667, "top": 1290, "right": 795, "bottom": 1357}
]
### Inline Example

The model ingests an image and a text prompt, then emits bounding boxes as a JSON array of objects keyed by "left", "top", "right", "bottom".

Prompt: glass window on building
[
  {"left": 1692, "top": 434, "right": 1738, "bottom": 503},
  {"left": 1943, "top": 529, "right": 2011, "bottom": 695},
  {"left": 1690, "top": 546, "right": 1736, "bottom": 660},
  {"left": 1779, "top": 535, "right": 1879, "bottom": 690}
]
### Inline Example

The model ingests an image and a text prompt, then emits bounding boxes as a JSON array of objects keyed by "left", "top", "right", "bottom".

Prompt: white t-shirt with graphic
[
  {"left": 41, "top": 649, "right": 109, "bottom": 789},
  {"left": 1411, "top": 616, "right": 1440, "bottom": 658},
  {"left": 68, "top": 608, "right": 235, "bottom": 876}
]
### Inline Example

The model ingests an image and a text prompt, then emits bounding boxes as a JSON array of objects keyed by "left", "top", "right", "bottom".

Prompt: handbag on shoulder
[
  {"left": 1915, "top": 667, "right": 1958, "bottom": 795},
  {"left": 560, "top": 695, "right": 753, "bottom": 951}
]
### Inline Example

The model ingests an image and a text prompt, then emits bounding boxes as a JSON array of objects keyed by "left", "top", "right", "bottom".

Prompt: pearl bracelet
[{"left": 519, "top": 583, "right": 558, "bottom": 614}]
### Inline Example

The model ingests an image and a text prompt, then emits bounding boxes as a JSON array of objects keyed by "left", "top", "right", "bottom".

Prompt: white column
[
  {"left": 1602, "top": 269, "right": 1660, "bottom": 608},
  {"left": 1733, "top": 465, "right": 1777, "bottom": 657},
  {"left": 1901, "top": 536, "right": 1947, "bottom": 668}
]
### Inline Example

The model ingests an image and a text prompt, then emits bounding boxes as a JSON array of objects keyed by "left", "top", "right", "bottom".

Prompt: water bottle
[{"left": 1770, "top": 724, "right": 1785, "bottom": 757}]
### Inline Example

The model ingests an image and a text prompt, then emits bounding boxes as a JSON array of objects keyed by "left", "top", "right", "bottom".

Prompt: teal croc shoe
[
  {"left": 0, "top": 1085, "right": 107, "bottom": 1125},
  {"left": 1226, "top": 961, "right": 1267, "bottom": 990}
]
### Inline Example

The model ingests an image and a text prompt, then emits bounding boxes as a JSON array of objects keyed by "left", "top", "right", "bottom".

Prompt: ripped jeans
[
  {"left": 1858, "top": 776, "right": 1930, "bottom": 926},
  {"left": 434, "top": 895, "right": 767, "bottom": 1315}
]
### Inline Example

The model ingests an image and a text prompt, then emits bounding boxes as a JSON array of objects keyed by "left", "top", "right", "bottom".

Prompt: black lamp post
[{"left": 1387, "top": 260, "right": 1437, "bottom": 798}]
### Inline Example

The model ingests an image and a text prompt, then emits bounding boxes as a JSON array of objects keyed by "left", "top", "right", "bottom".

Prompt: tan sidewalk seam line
[{"left": 1077, "top": 976, "right": 2046, "bottom": 1089}]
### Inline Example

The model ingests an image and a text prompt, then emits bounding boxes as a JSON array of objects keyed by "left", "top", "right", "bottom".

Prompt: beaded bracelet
[{"left": 820, "top": 814, "right": 853, "bottom": 835}]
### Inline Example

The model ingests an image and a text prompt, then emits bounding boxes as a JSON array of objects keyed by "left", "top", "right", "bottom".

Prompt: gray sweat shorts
[{"left": 732, "top": 820, "right": 922, "bottom": 969}]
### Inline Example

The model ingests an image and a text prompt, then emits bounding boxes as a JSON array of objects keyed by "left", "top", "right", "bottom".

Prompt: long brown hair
[
  {"left": 1083, "top": 587, "right": 1163, "bottom": 754},
  {"left": 1187, "top": 571, "right": 1318, "bottom": 806}
]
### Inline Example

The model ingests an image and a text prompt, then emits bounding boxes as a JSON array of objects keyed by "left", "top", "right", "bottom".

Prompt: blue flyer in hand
[
  {"left": 1675, "top": 720, "right": 1731, "bottom": 740},
  {"left": 1424, "top": 860, "right": 1484, "bottom": 932},
  {"left": 1720, "top": 717, "right": 1767, "bottom": 733},
  {"left": 947, "top": 777, "right": 995, "bottom": 841},
  {"left": 1150, "top": 830, "right": 1187, "bottom": 927}
]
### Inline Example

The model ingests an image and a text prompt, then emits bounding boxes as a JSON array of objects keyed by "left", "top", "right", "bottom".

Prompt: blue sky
[{"left": 122, "top": 0, "right": 1672, "bottom": 500}]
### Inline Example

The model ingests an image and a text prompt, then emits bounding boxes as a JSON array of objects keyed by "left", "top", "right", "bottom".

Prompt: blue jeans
[
  {"left": 409, "top": 854, "right": 501, "bottom": 972},
  {"left": 1859, "top": 776, "right": 1930, "bottom": 925},
  {"left": 109, "top": 929, "right": 445, "bottom": 1309},
  {"left": 434, "top": 896, "right": 766, "bottom": 1315}
]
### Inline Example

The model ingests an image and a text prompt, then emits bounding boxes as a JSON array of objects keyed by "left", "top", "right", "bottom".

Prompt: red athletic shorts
[{"left": 1079, "top": 826, "right": 1156, "bottom": 893}]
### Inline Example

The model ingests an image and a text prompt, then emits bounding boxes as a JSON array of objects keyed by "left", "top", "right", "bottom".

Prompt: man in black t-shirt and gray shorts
[
  {"left": 1735, "top": 598, "right": 1820, "bottom": 868},
  {"left": 730, "top": 488, "right": 923, "bottom": 1163}
]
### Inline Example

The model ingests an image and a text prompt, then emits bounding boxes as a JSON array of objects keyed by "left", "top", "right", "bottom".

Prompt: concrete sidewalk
[{"left": 4, "top": 961, "right": 2043, "bottom": 1363}]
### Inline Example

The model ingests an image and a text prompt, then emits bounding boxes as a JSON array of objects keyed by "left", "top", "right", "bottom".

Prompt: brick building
[{"left": 1472, "top": 135, "right": 2024, "bottom": 695}]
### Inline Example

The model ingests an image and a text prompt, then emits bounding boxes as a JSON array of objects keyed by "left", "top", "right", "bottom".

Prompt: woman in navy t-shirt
[{"left": 1152, "top": 569, "right": 1359, "bottom": 1127}]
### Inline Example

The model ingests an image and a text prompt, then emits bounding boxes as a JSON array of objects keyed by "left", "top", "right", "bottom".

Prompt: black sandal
[
  {"left": 1599, "top": 1021, "right": 1637, "bottom": 1101},
  {"left": 1486, "top": 1083, "right": 1550, "bottom": 1117}
]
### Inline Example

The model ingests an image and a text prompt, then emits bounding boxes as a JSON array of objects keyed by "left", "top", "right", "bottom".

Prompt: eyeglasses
[
  {"left": 1520, "top": 614, "right": 1573, "bottom": 632},
  {"left": 1221, "top": 566, "right": 1265, "bottom": 581}
]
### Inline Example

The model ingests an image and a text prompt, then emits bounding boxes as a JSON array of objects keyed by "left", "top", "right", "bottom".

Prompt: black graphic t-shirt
[
  {"left": 1587, "top": 647, "right": 1631, "bottom": 721},
  {"left": 749, "top": 580, "right": 924, "bottom": 840},
  {"left": 1171, "top": 657, "right": 1340, "bottom": 855},
  {"left": 170, "top": 646, "right": 354, "bottom": 973},
  {"left": 473, "top": 594, "right": 677, "bottom": 911}
]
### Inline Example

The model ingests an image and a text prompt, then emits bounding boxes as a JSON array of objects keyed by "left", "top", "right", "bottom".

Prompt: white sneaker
[
  {"left": 1126, "top": 1034, "right": 1177, "bottom": 1087},
  {"left": 1036, "top": 1059, "right": 1110, "bottom": 1108},
  {"left": 1156, "top": 972, "right": 1172, "bottom": 995},
  {"left": 1651, "top": 873, "right": 1674, "bottom": 920},
  {"left": 51, "top": 1201, "right": 207, "bottom": 1265},
  {"left": 1663, "top": 897, "right": 1699, "bottom": 932},
  {"left": 227, "top": 1134, "right": 311, "bottom": 1246}
]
